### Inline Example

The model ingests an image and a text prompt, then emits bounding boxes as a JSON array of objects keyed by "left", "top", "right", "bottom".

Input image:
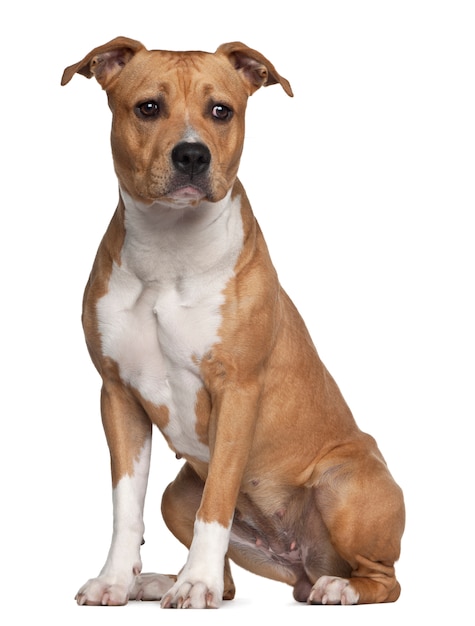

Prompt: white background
[{"left": 1, "top": 1, "right": 474, "bottom": 624}]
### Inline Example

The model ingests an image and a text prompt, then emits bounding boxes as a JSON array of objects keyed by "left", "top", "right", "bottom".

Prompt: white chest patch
[{"left": 96, "top": 190, "right": 243, "bottom": 462}]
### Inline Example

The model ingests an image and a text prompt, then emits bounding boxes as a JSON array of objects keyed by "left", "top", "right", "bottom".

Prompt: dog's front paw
[
  {"left": 308, "top": 575, "right": 359, "bottom": 605},
  {"left": 76, "top": 575, "right": 134, "bottom": 606},
  {"left": 161, "top": 577, "right": 222, "bottom": 609}
]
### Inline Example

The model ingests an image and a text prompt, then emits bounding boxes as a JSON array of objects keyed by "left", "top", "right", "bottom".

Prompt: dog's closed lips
[{"left": 167, "top": 185, "right": 207, "bottom": 204}]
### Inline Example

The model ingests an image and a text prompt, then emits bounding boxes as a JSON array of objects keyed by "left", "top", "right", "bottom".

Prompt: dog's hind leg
[{"left": 310, "top": 437, "right": 405, "bottom": 604}]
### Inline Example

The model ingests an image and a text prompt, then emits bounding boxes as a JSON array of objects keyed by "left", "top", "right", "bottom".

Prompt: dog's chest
[{"left": 96, "top": 195, "right": 244, "bottom": 461}]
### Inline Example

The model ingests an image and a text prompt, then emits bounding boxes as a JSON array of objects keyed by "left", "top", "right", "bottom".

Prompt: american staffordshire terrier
[{"left": 62, "top": 37, "right": 405, "bottom": 608}]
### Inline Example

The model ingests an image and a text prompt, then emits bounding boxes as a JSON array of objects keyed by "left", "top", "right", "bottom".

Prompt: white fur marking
[
  {"left": 309, "top": 575, "right": 360, "bottom": 605},
  {"left": 76, "top": 440, "right": 151, "bottom": 605},
  {"left": 97, "top": 188, "right": 244, "bottom": 461},
  {"left": 162, "top": 519, "right": 232, "bottom": 608},
  {"left": 182, "top": 126, "right": 201, "bottom": 143}
]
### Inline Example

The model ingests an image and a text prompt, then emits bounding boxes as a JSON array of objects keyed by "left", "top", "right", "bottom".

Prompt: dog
[{"left": 62, "top": 37, "right": 405, "bottom": 609}]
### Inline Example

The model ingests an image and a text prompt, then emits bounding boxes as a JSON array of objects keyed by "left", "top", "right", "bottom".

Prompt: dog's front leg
[
  {"left": 161, "top": 382, "right": 258, "bottom": 609},
  {"left": 76, "top": 384, "right": 152, "bottom": 606}
]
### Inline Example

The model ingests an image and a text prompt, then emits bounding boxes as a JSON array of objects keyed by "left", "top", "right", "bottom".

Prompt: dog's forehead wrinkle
[
  {"left": 127, "top": 53, "right": 238, "bottom": 111},
  {"left": 154, "top": 48, "right": 209, "bottom": 65},
  {"left": 154, "top": 49, "right": 210, "bottom": 84}
]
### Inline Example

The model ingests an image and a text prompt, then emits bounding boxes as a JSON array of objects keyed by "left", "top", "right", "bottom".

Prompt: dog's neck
[{"left": 118, "top": 186, "right": 244, "bottom": 285}]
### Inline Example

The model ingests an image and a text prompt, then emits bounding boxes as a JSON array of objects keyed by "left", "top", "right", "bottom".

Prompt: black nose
[{"left": 171, "top": 142, "right": 211, "bottom": 179}]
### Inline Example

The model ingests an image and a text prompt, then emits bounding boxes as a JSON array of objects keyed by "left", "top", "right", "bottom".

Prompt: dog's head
[{"left": 62, "top": 37, "right": 292, "bottom": 207}]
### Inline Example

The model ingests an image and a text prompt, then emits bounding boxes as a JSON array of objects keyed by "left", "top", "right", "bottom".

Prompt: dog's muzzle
[{"left": 167, "top": 142, "right": 212, "bottom": 203}]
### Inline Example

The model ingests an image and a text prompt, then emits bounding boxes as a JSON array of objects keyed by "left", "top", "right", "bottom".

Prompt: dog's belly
[{"left": 96, "top": 261, "right": 229, "bottom": 462}]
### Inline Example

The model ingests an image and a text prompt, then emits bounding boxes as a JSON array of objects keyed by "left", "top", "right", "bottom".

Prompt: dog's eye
[
  {"left": 211, "top": 104, "right": 232, "bottom": 121},
  {"left": 136, "top": 101, "right": 160, "bottom": 119}
]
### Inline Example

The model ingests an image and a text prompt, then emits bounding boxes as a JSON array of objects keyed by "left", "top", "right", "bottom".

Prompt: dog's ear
[
  {"left": 61, "top": 36, "right": 145, "bottom": 89},
  {"left": 216, "top": 42, "right": 293, "bottom": 97}
]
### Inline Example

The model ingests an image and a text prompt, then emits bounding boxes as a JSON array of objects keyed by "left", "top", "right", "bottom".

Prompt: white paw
[
  {"left": 308, "top": 576, "right": 359, "bottom": 605},
  {"left": 160, "top": 519, "right": 228, "bottom": 608},
  {"left": 161, "top": 576, "right": 223, "bottom": 609},
  {"left": 130, "top": 573, "right": 176, "bottom": 601},
  {"left": 76, "top": 575, "right": 134, "bottom": 606}
]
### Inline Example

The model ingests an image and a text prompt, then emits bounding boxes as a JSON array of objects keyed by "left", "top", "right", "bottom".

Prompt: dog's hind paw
[
  {"left": 308, "top": 576, "right": 359, "bottom": 605},
  {"left": 130, "top": 573, "right": 176, "bottom": 601}
]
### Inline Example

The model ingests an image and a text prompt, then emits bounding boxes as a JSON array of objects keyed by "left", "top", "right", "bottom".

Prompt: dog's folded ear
[
  {"left": 216, "top": 42, "right": 293, "bottom": 97},
  {"left": 61, "top": 36, "right": 145, "bottom": 88}
]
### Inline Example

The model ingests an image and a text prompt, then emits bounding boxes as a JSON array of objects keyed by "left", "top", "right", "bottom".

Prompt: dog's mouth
[
  {"left": 164, "top": 184, "right": 208, "bottom": 207},
  {"left": 170, "top": 184, "right": 206, "bottom": 200}
]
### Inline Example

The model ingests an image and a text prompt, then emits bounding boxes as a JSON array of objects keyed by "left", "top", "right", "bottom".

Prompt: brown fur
[{"left": 63, "top": 37, "right": 404, "bottom": 607}]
